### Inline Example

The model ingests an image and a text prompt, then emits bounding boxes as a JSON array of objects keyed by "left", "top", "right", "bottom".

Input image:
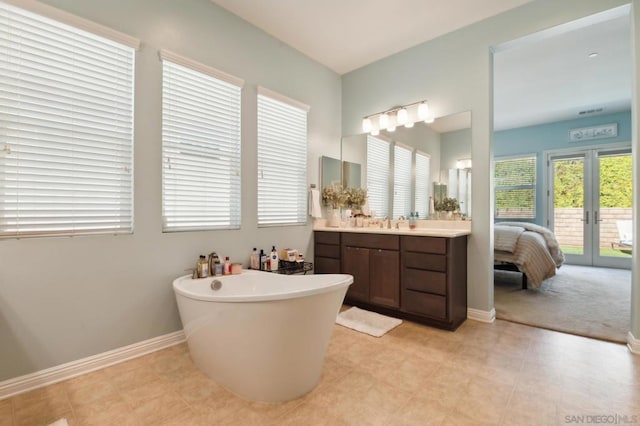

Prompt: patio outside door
[{"left": 547, "top": 147, "right": 631, "bottom": 269}]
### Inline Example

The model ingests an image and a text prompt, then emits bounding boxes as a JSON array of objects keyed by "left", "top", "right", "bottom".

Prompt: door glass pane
[
  {"left": 598, "top": 152, "right": 632, "bottom": 258},
  {"left": 553, "top": 157, "right": 584, "bottom": 255}
]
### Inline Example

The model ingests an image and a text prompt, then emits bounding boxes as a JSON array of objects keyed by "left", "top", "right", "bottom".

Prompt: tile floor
[{"left": 2, "top": 317, "right": 639, "bottom": 426}]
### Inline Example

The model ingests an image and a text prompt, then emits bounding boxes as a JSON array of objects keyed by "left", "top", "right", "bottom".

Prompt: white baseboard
[
  {"left": 628, "top": 331, "right": 640, "bottom": 355},
  {"left": 467, "top": 308, "right": 496, "bottom": 323},
  {"left": 0, "top": 330, "right": 185, "bottom": 400}
]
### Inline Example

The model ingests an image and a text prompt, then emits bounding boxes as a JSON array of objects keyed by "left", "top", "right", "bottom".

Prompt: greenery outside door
[{"left": 547, "top": 146, "right": 632, "bottom": 269}]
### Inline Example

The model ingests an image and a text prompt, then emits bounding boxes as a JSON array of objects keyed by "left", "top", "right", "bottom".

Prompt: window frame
[
  {"left": 494, "top": 154, "right": 537, "bottom": 220},
  {"left": 256, "top": 86, "right": 309, "bottom": 227},
  {"left": 0, "top": 0, "right": 138, "bottom": 239},
  {"left": 160, "top": 50, "right": 244, "bottom": 232}
]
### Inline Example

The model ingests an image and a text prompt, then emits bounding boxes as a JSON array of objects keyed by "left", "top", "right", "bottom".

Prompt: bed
[{"left": 494, "top": 222, "right": 565, "bottom": 289}]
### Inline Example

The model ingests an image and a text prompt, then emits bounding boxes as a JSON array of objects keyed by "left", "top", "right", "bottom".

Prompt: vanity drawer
[
  {"left": 402, "top": 289, "right": 447, "bottom": 320},
  {"left": 314, "top": 257, "right": 341, "bottom": 274},
  {"left": 402, "top": 268, "right": 446, "bottom": 295},
  {"left": 315, "top": 243, "right": 341, "bottom": 259},
  {"left": 401, "top": 236, "right": 446, "bottom": 254},
  {"left": 315, "top": 231, "right": 340, "bottom": 245},
  {"left": 342, "top": 233, "right": 399, "bottom": 250},
  {"left": 403, "top": 252, "right": 446, "bottom": 272}
]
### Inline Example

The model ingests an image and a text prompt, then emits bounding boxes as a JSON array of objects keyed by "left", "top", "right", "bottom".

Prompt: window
[
  {"left": 366, "top": 136, "right": 390, "bottom": 218},
  {"left": 0, "top": 1, "right": 137, "bottom": 239},
  {"left": 495, "top": 155, "right": 536, "bottom": 219},
  {"left": 393, "top": 144, "right": 412, "bottom": 218},
  {"left": 161, "top": 51, "right": 243, "bottom": 231},
  {"left": 257, "top": 87, "right": 308, "bottom": 226},
  {"left": 415, "top": 151, "right": 430, "bottom": 218}
]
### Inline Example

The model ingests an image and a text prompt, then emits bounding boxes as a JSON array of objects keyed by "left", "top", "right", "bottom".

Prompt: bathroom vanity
[{"left": 314, "top": 226, "right": 470, "bottom": 330}]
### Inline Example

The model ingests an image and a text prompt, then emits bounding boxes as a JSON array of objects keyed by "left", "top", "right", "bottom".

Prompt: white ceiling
[
  {"left": 210, "top": 0, "right": 533, "bottom": 75},
  {"left": 210, "top": 1, "right": 632, "bottom": 131},
  {"left": 493, "top": 5, "right": 632, "bottom": 130}
]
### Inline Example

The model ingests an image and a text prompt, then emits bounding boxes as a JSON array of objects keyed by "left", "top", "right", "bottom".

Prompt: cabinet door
[
  {"left": 370, "top": 249, "right": 400, "bottom": 308},
  {"left": 342, "top": 246, "right": 370, "bottom": 302}
]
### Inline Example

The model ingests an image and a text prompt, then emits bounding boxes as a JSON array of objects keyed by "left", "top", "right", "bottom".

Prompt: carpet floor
[{"left": 494, "top": 264, "right": 631, "bottom": 343}]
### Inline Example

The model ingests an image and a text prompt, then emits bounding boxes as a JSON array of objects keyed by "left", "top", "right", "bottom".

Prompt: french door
[{"left": 547, "top": 146, "right": 631, "bottom": 269}]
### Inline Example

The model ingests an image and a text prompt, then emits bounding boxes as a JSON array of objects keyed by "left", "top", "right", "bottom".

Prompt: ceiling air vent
[{"left": 578, "top": 108, "right": 604, "bottom": 116}]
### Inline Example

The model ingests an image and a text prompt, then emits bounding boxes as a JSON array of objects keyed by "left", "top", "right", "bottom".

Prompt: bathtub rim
[{"left": 173, "top": 270, "right": 353, "bottom": 303}]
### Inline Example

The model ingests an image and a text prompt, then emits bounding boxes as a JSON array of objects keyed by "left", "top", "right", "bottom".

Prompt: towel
[
  {"left": 48, "top": 420, "right": 69, "bottom": 426},
  {"left": 308, "top": 189, "right": 322, "bottom": 218}
]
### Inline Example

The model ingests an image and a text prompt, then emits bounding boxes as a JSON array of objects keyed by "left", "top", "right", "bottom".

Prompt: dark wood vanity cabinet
[
  {"left": 340, "top": 233, "right": 400, "bottom": 308},
  {"left": 400, "top": 235, "right": 467, "bottom": 330},
  {"left": 314, "top": 230, "right": 467, "bottom": 330},
  {"left": 314, "top": 231, "right": 341, "bottom": 274}
]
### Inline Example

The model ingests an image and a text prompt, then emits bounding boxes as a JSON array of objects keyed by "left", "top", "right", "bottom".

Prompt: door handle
[
  {"left": 581, "top": 211, "right": 589, "bottom": 225},
  {"left": 595, "top": 211, "right": 602, "bottom": 225}
]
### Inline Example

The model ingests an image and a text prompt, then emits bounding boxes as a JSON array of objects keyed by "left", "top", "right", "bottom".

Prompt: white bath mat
[
  {"left": 336, "top": 307, "right": 402, "bottom": 337},
  {"left": 48, "top": 419, "right": 69, "bottom": 426}
]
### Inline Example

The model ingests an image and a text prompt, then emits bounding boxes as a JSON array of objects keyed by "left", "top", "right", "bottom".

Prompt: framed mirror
[{"left": 341, "top": 111, "right": 471, "bottom": 219}]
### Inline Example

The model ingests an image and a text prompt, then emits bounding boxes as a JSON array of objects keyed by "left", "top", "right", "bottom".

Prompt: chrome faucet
[{"left": 381, "top": 216, "right": 391, "bottom": 229}]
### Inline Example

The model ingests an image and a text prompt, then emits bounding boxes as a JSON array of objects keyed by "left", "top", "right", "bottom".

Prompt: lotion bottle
[
  {"left": 197, "top": 255, "right": 209, "bottom": 278},
  {"left": 270, "top": 246, "right": 279, "bottom": 271},
  {"left": 223, "top": 256, "right": 231, "bottom": 275},
  {"left": 250, "top": 248, "right": 259, "bottom": 270},
  {"left": 259, "top": 249, "right": 266, "bottom": 271}
]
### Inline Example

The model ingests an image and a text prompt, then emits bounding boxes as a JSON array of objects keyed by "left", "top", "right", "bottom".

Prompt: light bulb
[
  {"left": 424, "top": 113, "right": 435, "bottom": 124},
  {"left": 387, "top": 123, "right": 396, "bottom": 132},
  {"left": 362, "top": 117, "right": 372, "bottom": 133},
  {"left": 405, "top": 121, "right": 414, "bottom": 128},
  {"left": 379, "top": 113, "right": 389, "bottom": 128},
  {"left": 397, "top": 108, "right": 408, "bottom": 125},
  {"left": 371, "top": 128, "right": 379, "bottom": 136},
  {"left": 418, "top": 102, "right": 429, "bottom": 121}
]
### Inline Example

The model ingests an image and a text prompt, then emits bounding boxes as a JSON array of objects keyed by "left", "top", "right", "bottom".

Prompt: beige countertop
[{"left": 313, "top": 225, "right": 471, "bottom": 238}]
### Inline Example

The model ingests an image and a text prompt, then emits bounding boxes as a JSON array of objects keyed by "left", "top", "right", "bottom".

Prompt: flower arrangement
[
  {"left": 344, "top": 187, "right": 368, "bottom": 210},
  {"left": 434, "top": 197, "right": 460, "bottom": 212},
  {"left": 322, "top": 182, "right": 347, "bottom": 209}
]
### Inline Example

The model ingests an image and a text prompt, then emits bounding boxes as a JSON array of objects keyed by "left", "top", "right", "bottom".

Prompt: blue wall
[{"left": 493, "top": 110, "right": 632, "bottom": 224}]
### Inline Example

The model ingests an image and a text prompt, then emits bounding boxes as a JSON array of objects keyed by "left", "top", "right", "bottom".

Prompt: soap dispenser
[{"left": 270, "top": 246, "right": 279, "bottom": 271}]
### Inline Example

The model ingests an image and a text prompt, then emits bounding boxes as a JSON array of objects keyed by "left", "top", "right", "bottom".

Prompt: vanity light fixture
[
  {"left": 361, "top": 99, "right": 433, "bottom": 136},
  {"left": 417, "top": 101, "right": 429, "bottom": 120},
  {"left": 379, "top": 112, "right": 389, "bottom": 129},
  {"left": 456, "top": 158, "right": 472, "bottom": 169},
  {"left": 397, "top": 107, "right": 408, "bottom": 125},
  {"left": 362, "top": 117, "right": 372, "bottom": 133}
]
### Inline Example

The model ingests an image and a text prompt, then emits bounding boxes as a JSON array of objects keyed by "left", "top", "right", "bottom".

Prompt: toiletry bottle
[
  {"left": 270, "top": 246, "right": 279, "bottom": 271},
  {"left": 223, "top": 256, "right": 231, "bottom": 275},
  {"left": 208, "top": 252, "right": 217, "bottom": 275},
  {"left": 250, "top": 248, "right": 259, "bottom": 270},
  {"left": 259, "top": 249, "right": 266, "bottom": 271},
  {"left": 198, "top": 255, "right": 209, "bottom": 278},
  {"left": 214, "top": 254, "right": 223, "bottom": 276},
  {"left": 409, "top": 212, "right": 416, "bottom": 229}
]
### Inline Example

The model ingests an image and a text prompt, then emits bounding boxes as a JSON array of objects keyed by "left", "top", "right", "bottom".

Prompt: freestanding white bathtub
[{"left": 173, "top": 270, "right": 352, "bottom": 403}]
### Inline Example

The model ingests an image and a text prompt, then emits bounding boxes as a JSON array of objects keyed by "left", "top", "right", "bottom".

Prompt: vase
[
  {"left": 328, "top": 208, "right": 341, "bottom": 227},
  {"left": 355, "top": 216, "right": 363, "bottom": 227}
]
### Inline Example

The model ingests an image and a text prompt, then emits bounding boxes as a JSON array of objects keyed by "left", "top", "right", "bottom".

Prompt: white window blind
[
  {"left": 393, "top": 144, "right": 412, "bottom": 218},
  {"left": 0, "top": 1, "right": 136, "bottom": 239},
  {"left": 415, "top": 151, "right": 430, "bottom": 219},
  {"left": 366, "top": 135, "right": 390, "bottom": 218},
  {"left": 257, "top": 88, "right": 308, "bottom": 226},
  {"left": 161, "top": 53, "right": 242, "bottom": 231},
  {"left": 495, "top": 155, "right": 536, "bottom": 219}
]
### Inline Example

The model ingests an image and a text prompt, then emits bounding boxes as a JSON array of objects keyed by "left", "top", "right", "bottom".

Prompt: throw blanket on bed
[
  {"left": 498, "top": 222, "right": 565, "bottom": 267},
  {"left": 494, "top": 222, "right": 565, "bottom": 288},
  {"left": 495, "top": 225, "right": 525, "bottom": 252}
]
